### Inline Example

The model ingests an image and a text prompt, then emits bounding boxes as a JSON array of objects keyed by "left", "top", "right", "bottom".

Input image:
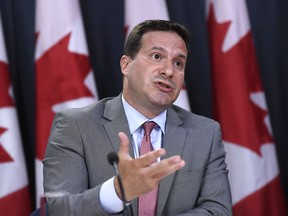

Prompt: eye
[
  {"left": 174, "top": 60, "right": 183, "bottom": 68},
  {"left": 151, "top": 53, "right": 161, "bottom": 60}
]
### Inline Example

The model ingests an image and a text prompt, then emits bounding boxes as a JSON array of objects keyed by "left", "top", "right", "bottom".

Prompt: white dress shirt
[{"left": 99, "top": 95, "right": 167, "bottom": 213}]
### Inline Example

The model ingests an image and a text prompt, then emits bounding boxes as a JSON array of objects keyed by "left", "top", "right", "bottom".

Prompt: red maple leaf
[
  {"left": 0, "top": 61, "right": 14, "bottom": 107},
  {"left": 0, "top": 61, "right": 14, "bottom": 163},
  {"left": 35, "top": 33, "right": 93, "bottom": 159},
  {"left": 207, "top": 5, "right": 273, "bottom": 155}
]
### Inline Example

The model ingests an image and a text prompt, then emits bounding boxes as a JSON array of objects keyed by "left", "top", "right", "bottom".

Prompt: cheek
[
  {"left": 128, "top": 68, "right": 147, "bottom": 90},
  {"left": 175, "top": 74, "right": 185, "bottom": 87},
  {"left": 134, "top": 68, "right": 151, "bottom": 85}
]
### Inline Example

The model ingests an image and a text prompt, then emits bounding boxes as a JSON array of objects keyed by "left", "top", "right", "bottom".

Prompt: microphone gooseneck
[{"left": 107, "top": 152, "right": 128, "bottom": 216}]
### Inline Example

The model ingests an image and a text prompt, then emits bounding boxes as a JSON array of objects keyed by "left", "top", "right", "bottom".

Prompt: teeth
[
  {"left": 157, "top": 81, "right": 171, "bottom": 89},
  {"left": 160, "top": 83, "right": 169, "bottom": 88}
]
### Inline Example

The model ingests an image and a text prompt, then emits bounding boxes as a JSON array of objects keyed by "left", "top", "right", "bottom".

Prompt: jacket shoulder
[{"left": 170, "top": 104, "right": 220, "bottom": 128}]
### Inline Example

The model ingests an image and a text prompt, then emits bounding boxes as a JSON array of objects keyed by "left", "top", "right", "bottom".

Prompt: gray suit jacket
[{"left": 43, "top": 95, "right": 232, "bottom": 216}]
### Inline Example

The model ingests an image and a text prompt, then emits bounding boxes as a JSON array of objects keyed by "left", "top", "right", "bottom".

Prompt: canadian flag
[
  {"left": 125, "top": 0, "right": 191, "bottom": 111},
  {"left": 35, "top": 0, "right": 97, "bottom": 206},
  {"left": 206, "top": 0, "right": 287, "bottom": 215},
  {"left": 0, "top": 10, "right": 31, "bottom": 216}
]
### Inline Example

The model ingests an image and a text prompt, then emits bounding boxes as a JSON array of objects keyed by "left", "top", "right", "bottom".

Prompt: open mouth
[{"left": 155, "top": 81, "right": 173, "bottom": 92}]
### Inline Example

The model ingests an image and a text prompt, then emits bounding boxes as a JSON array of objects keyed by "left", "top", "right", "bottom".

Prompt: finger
[
  {"left": 149, "top": 156, "right": 185, "bottom": 179},
  {"left": 118, "top": 132, "right": 130, "bottom": 157},
  {"left": 138, "top": 148, "right": 166, "bottom": 166}
]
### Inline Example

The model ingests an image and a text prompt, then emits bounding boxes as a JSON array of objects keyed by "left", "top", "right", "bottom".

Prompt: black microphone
[{"left": 107, "top": 152, "right": 129, "bottom": 216}]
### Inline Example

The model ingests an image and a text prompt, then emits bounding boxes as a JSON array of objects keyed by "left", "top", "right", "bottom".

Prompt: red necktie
[{"left": 138, "top": 121, "right": 158, "bottom": 216}]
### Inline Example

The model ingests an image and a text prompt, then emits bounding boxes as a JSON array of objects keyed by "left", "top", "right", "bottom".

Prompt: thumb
[{"left": 118, "top": 132, "right": 130, "bottom": 158}]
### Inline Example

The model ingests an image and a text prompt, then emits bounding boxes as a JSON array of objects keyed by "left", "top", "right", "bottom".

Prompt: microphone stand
[{"left": 107, "top": 152, "right": 130, "bottom": 216}]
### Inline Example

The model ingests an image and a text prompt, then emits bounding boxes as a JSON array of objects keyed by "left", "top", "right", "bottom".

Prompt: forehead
[{"left": 140, "top": 31, "right": 187, "bottom": 54}]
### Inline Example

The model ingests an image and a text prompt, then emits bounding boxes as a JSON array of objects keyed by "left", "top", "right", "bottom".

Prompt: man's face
[{"left": 121, "top": 31, "right": 187, "bottom": 117}]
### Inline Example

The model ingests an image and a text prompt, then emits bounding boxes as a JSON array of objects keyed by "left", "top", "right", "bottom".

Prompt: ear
[{"left": 120, "top": 55, "right": 132, "bottom": 75}]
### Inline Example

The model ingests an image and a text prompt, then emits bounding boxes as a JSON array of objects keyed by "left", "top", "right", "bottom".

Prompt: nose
[{"left": 161, "top": 61, "right": 173, "bottom": 78}]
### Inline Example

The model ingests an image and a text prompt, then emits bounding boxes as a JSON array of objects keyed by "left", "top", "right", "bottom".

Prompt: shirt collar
[{"left": 121, "top": 95, "right": 167, "bottom": 135}]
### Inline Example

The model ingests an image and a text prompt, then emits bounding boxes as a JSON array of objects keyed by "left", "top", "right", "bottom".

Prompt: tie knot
[{"left": 143, "top": 121, "right": 156, "bottom": 136}]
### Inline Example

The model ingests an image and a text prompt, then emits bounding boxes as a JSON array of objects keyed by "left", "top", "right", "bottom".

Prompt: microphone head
[{"left": 107, "top": 152, "right": 119, "bottom": 165}]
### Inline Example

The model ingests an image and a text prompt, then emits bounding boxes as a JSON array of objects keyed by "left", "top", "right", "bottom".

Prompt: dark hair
[{"left": 124, "top": 19, "right": 190, "bottom": 59}]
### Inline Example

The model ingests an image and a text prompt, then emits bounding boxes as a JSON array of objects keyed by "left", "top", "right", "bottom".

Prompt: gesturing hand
[{"left": 114, "top": 132, "right": 185, "bottom": 202}]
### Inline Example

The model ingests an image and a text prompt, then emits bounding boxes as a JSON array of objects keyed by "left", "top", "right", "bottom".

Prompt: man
[{"left": 43, "top": 19, "right": 232, "bottom": 215}]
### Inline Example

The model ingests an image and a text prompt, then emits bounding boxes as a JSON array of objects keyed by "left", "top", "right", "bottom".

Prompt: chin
[
  {"left": 151, "top": 98, "right": 173, "bottom": 108},
  {"left": 149, "top": 93, "right": 175, "bottom": 106}
]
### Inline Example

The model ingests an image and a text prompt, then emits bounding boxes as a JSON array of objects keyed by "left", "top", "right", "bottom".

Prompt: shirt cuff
[{"left": 99, "top": 176, "right": 124, "bottom": 214}]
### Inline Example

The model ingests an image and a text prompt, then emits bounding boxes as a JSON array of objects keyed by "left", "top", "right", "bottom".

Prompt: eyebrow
[{"left": 150, "top": 46, "right": 187, "bottom": 60}]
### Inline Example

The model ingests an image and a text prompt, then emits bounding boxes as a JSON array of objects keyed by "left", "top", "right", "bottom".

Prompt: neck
[{"left": 122, "top": 94, "right": 167, "bottom": 119}]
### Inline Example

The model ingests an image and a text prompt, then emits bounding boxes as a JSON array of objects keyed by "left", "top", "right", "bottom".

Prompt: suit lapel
[
  {"left": 156, "top": 107, "right": 187, "bottom": 215},
  {"left": 102, "top": 95, "right": 137, "bottom": 215},
  {"left": 102, "top": 95, "right": 134, "bottom": 157}
]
